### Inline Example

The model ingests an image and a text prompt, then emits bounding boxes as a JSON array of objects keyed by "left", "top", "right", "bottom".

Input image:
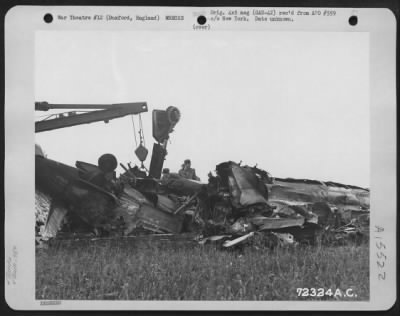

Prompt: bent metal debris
[{"left": 35, "top": 102, "right": 369, "bottom": 248}]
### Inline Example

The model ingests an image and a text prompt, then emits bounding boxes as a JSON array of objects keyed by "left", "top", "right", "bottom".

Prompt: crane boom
[{"left": 35, "top": 102, "right": 148, "bottom": 133}]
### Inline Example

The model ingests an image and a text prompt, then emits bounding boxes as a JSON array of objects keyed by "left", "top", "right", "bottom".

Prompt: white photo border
[{"left": 4, "top": 6, "right": 397, "bottom": 310}]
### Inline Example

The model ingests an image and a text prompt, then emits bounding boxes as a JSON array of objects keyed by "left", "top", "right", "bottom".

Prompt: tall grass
[{"left": 36, "top": 238, "right": 369, "bottom": 300}]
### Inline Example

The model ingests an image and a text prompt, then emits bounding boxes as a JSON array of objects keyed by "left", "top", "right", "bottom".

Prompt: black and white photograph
[{"left": 4, "top": 5, "right": 397, "bottom": 310}]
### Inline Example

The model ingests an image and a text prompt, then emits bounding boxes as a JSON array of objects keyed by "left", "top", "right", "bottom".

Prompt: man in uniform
[{"left": 178, "top": 159, "right": 200, "bottom": 181}]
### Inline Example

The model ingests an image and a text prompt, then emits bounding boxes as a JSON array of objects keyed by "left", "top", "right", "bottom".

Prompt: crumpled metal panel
[
  {"left": 137, "top": 204, "right": 183, "bottom": 234},
  {"left": 42, "top": 205, "right": 68, "bottom": 238},
  {"left": 223, "top": 232, "right": 254, "bottom": 248},
  {"left": 268, "top": 178, "right": 369, "bottom": 210},
  {"left": 156, "top": 194, "right": 178, "bottom": 214},
  {"left": 122, "top": 186, "right": 149, "bottom": 204},
  {"left": 229, "top": 217, "right": 255, "bottom": 234},
  {"left": 114, "top": 190, "right": 142, "bottom": 235},
  {"left": 255, "top": 217, "right": 305, "bottom": 231},
  {"left": 120, "top": 186, "right": 183, "bottom": 234},
  {"left": 228, "top": 163, "right": 268, "bottom": 207}
]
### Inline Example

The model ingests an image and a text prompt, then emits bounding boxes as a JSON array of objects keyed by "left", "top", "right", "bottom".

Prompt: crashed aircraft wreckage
[{"left": 35, "top": 102, "right": 369, "bottom": 248}]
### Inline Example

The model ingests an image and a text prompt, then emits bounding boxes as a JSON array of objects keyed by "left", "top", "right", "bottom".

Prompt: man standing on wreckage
[{"left": 178, "top": 159, "right": 200, "bottom": 181}]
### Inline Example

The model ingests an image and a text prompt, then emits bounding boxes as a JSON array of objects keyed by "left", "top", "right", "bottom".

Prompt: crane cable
[
  {"left": 138, "top": 114, "right": 146, "bottom": 147},
  {"left": 130, "top": 115, "right": 138, "bottom": 148},
  {"left": 131, "top": 114, "right": 148, "bottom": 171}
]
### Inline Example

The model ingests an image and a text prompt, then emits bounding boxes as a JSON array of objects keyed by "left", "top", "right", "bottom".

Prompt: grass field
[{"left": 36, "top": 236, "right": 369, "bottom": 301}]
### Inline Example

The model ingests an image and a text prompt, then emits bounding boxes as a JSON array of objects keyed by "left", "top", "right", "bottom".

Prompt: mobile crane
[
  {"left": 35, "top": 101, "right": 180, "bottom": 178},
  {"left": 35, "top": 101, "right": 183, "bottom": 236}
]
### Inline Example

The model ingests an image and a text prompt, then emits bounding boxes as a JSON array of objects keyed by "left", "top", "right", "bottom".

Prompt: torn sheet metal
[
  {"left": 106, "top": 186, "right": 184, "bottom": 235},
  {"left": 156, "top": 194, "right": 178, "bottom": 214},
  {"left": 36, "top": 155, "right": 185, "bottom": 238},
  {"left": 231, "top": 164, "right": 268, "bottom": 206},
  {"left": 36, "top": 157, "right": 369, "bottom": 246},
  {"left": 197, "top": 235, "right": 232, "bottom": 245},
  {"left": 268, "top": 177, "right": 369, "bottom": 210},
  {"left": 43, "top": 204, "right": 68, "bottom": 238},
  {"left": 136, "top": 204, "right": 183, "bottom": 234},
  {"left": 223, "top": 232, "right": 255, "bottom": 248},
  {"left": 253, "top": 217, "right": 305, "bottom": 231},
  {"left": 229, "top": 218, "right": 255, "bottom": 234},
  {"left": 35, "top": 190, "right": 50, "bottom": 231},
  {"left": 216, "top": 161, "right": 269, "bottom": 208}
]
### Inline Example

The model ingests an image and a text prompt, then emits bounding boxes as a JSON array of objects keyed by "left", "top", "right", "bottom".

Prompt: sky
[{"left": 35, "top": 30, "right": 369, "bottom": 187}]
